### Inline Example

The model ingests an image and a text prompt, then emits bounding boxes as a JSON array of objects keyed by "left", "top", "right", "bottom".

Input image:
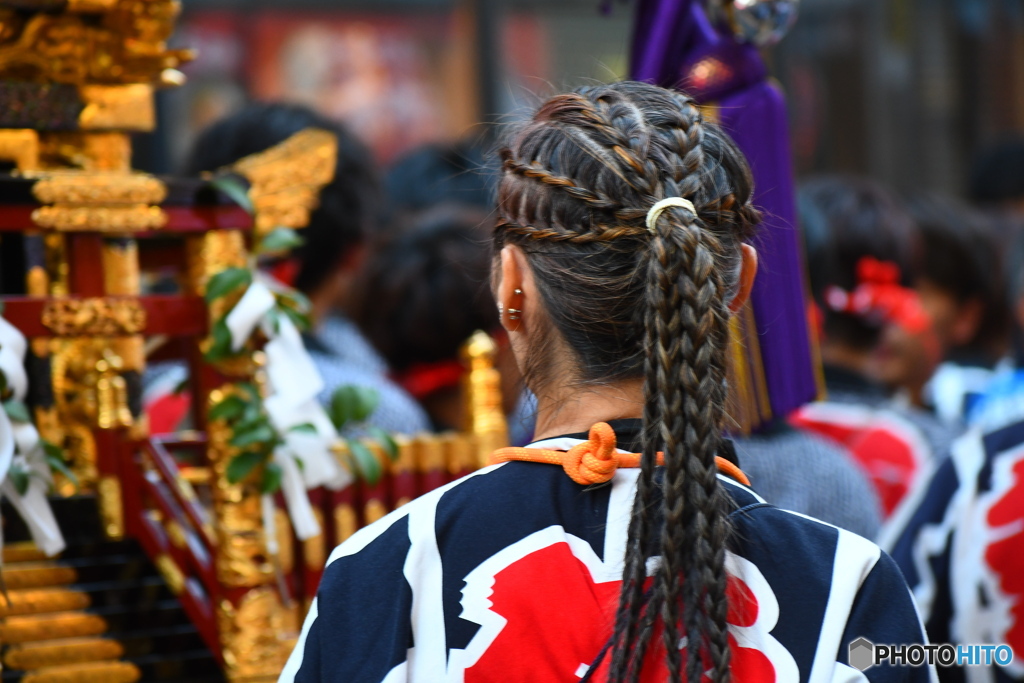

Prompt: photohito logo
[{"left": 848, "top": 638, "right": 1014, "bottom": 671}]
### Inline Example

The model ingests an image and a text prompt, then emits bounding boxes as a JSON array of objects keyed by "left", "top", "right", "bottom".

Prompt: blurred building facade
[{"left": 140, "top": 0, "right": 1024, "bottom": 199}]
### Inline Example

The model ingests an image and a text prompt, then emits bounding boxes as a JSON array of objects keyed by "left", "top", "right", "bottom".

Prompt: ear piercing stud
[
  {"left": 514, "top": 288, "right": 523, "bottom": 296},
  {"left": 508, "top": 308, "right": 522, "bottom": 320}
]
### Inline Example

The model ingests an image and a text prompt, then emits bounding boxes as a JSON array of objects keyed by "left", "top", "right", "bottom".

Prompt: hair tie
[{"left": 645, "top": 197, "right": 696, "bottom": 233}]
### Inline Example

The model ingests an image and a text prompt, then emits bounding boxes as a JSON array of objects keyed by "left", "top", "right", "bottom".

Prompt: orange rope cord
[{"left": 490, "top": 422, "right": 751, "bottom": 487}]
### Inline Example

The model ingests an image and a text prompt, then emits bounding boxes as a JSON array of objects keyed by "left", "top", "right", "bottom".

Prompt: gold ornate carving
[
  {"left": 4, "top": 635, "right": 125, "bottom": 669},
  {"left": 97, "top": 475, "right": 124, "bottom": 539},
  {"left": 460, "top": 331, "right": 509, "bottom": 466},
  {"left": 0, "top": 1, "right": 192, "bottom": 85},
  {"left": 444, "top": 433, "right": 476, "bottom": 476},
  {"left": 0, "top": 128, "right": 40, "bottom": 171},
  {"left": 3, "top": 563, "right": 77, "bottom": 590},
  {"left": 217, "top": 588, "right": 291, "bottom": 681},
  {"left": 0, "top": 612, "right": 108, "bottom": 643},
  {"left": 65, "top": 422, "right": 98, "bottom": 490},
  {"left": 390, "top": 435, "right": 414, "bottom": 474},
  {"left": 37, "top": 132, "right": 133, "bottom": 172},
  {"left": 21, "top": 661, "right": 141, "bottom": 683},
  {"left": 67, "top": 0, "right": 119, "bottom": 12},
  {"left": 101, "top": 239, "right": 140, "bottom": 294},
  {"left": 302, "top": 509, "right": 325, "bottom": 571},
  {"left": 207, "top": 394, "right": 274, "bottom": 588},
  {"left": 364, "top": 499, "right": 387, "bottom": 526},
  {"left": 1, "top": 541, "right": 49, "bottom": 564},
  {"left": 26, "top": 265, "right": 49, "bottom": 296},
  {"left": 44, "top": 233, "right": 68, "bottom": 295},
  {"left": 184, "top": 230, "right": 247, "bottom": 296},
  {"left": 165, "top": 519, "right": 186, "bottom": 549},
  {"left": 153, "top": 553, "right": 185, "bottom": 595},
  {"left": 230, "top": 128, "right": 338, "bottom": 236},
  {"left": 42, "top": 298, "right": 145, "bottom": 336},
  {"left": 0, "top": 588, "right": 91, "bottom": 618},
  {"left": 415, "top": 434, "right": 445, "bottom": 471},
  {"left": 33, "top": 173, "right": 166, "bottom": 205},
  {"left": 32, "top": 204, "right": 166, "bottom": 232},
  {"left": 333, "top": 504, "right": 357, "bottom": 545},
  {"left": 274, "top": 507, "right": 295, "bottom": 576},
  {"left": 79, "top": 84, "right": 155, "bottom": 131}
]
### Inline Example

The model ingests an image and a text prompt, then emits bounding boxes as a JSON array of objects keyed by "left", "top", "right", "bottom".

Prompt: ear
[
  {"left": 949, "top": 297, "right": 984, "bottom": 347},
  {"left": 728, "top": 244, "right": 758, "bottom": 313},
  {"left": 495, "top": 245, "right": 531, "bottom": 334}
]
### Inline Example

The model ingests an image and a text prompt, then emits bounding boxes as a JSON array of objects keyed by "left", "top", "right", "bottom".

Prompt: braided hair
[{"left": 494, "top": 82, "right": 759, "bottom": 682}]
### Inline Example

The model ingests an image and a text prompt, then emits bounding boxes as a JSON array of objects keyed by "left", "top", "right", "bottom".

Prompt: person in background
[
  {"left": 790, "top": 176, "right": 958, "bottom": 518},
  {"left": 733, "top": 423, "right": 884, "bottom": 539},
  {"left": 282, "top": 80, "right": 930, "bottom": 683},
  {"left": 882, "top": 142, "right": 1024, "bottom": 683},
  {"left": 384, "top": 136, "right": 495, "bottom": 214},
  {"left": 354, "top": 205, "right": 500, "bottom": 431},
  {"left": 385, "top": 140, "right": 536, "bottom": 444},
  {"left": 967, "top": 225, "right": 1024, "bottom": 432},
  {"left": 185, "top": 102, "right": 430, "bottom": 435},
  {"left": 906, "top": 196, "right": 1008, "bottom": 424},
  {"left": 884, "top": 389, "right": 1024, "bottom": 683}
]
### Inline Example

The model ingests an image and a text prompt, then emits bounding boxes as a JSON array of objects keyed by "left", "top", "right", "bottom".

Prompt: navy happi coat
[
  {"left": 282, "top": 420, "right": 933, "bottom": 683},
  {"left": 885, "top": 420, "right": 1024, "bottom": 683}
]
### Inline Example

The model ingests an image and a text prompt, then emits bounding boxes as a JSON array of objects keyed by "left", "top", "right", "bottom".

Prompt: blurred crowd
[
  {"left": 140, "top": 97, "right": 1024, "bottom": 679},
  {"left": 153, "top": 101, "right": 1024, "bottom": 504}
]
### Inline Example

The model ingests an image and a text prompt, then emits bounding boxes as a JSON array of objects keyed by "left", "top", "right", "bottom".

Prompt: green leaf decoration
[
  {"left": 350, "top": 386, "right": 380, "bottom": 423},
  {"left": 41, "top": 440, "right": 63, "bottom": 460},
  {"left": 367, "top": 426, "right": 398, "bottom": 461},
  {"left": 288, "top": 423, "right": 318, "bottom": 435},
  {"left": 44, "top": 448, "right": 78, "bottom": 488},
  {"left": 210, "top": 175, "right": 254, "bottom": 214},
  {"left": 203, "top": 318, "right": 235, "bottom": 362},
  {"left": 258, "top": 227, "right": 304, "bottom": 254},
  {"left": 230, "top": 423, "right": 276, "bottom": 449},
  {"left": 226, "top": 451, "right": 265, "bottom": 484},
  {"left": 204, "top": 267, "right": 252, "bottom": 304},
  {"left": 172, "top": 376, "right": 189, "bottom": 396},
  {"left": 347, "top": 439, "right": 381, "bottom": 485},
  {"left": 238, "top": 383, "right": 261, "bottom": 402},
  {"left": 329, "top": 386, "right": 356, "bottom": 430},
  {"left": 277, "top": 289, "right": 311, "bottom": 315},
  {"left": 210, "top": 394, "right": 247, "bottom": 422},
  {"left": 9, "top": 464, "right": 29, "bottom": 495},
  {"left": 3, "top": 399, "right": 30, "bottom": 423},
  {"left": 266, "top": 308, "right": 282, "bottom": 336},
  {"left": 260, "top": 461, "right": 283, "bottom": 494},
  {"left": 279, "top": 305, "right": 311, "bottom": 332}
]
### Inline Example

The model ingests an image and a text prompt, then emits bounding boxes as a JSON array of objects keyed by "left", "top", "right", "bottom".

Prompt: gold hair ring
[{"left": 646, "top": 197, "right": 696, "bottom": 233}]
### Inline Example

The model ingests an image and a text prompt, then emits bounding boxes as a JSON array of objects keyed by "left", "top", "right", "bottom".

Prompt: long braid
[{"left": 494, "top": 81, "right": 758, "bottom": 683}]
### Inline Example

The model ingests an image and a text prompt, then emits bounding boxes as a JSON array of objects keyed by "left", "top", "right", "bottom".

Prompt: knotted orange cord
[{"left": 490, "top": 422, "right": 750, "bottom": 487}]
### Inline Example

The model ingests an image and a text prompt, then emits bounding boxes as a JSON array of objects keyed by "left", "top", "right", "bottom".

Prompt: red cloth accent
[
  {"left": 395, "top": 359, "right": 465, "bottom": 400},
  {"left": 146, "top": 392, "right": 192, "bottom": 434},
  {"left": 984, "top": 451, "right": 1024, "bottom": 659},
  {"left": 267, "top": 258, "right": 300, "bottom": 288},
  {"left": 823, "top": 256, "right": 932, "bottom": 335},
  {"left": 790, "top": 406, "right": 928, "bottom": 516},
  {"left": 465, "top": 542, "right": 776, "bottom": 682}
]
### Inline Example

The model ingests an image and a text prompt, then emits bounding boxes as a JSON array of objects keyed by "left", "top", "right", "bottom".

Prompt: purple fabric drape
[{"left": 630, "top": 0, "right": 818, "bottom": 422}]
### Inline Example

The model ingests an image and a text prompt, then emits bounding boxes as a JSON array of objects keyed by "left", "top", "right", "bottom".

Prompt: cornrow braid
[{"left": 494, "top": 81, "right": 758, "bottom": 683}]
